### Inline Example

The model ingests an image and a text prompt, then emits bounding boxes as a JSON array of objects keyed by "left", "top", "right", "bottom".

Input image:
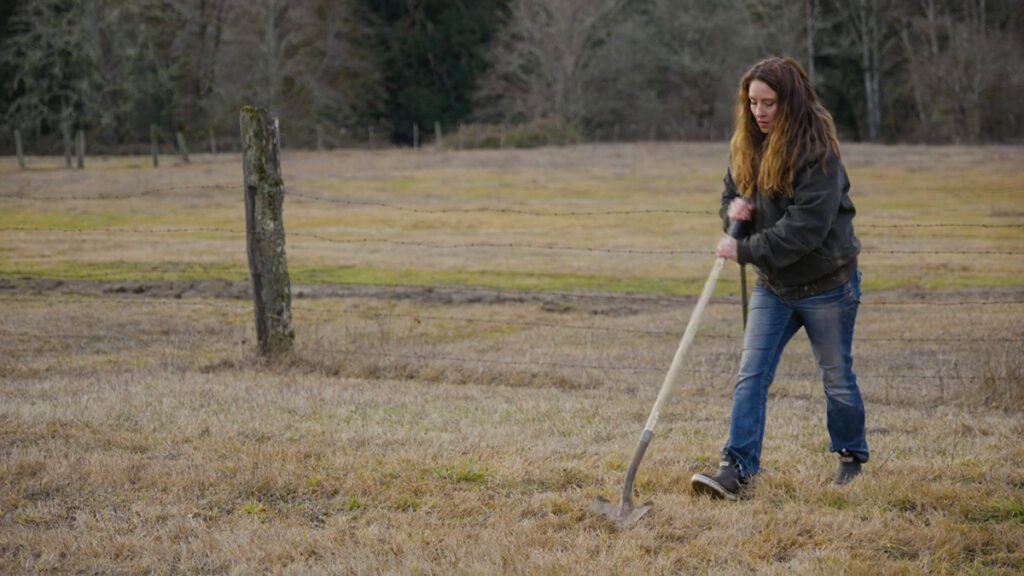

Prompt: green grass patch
[
  {"left": 434, "top": 459, "right": 489, "bottom": 484},
  {"left": 5, "top": 258, "right": 1018, "bottom": 294},
  {"left": 978, "top": 499, "right": 1024, "bottom": 524},
  {"left": 296, "top": 265, "right": 705, "bottom": 295},
  {"left": 1, "top": 210, "right": 156, "bottom": 230},
  {"left": 0, "top": 207, "right": 238, "bottom": 231}
]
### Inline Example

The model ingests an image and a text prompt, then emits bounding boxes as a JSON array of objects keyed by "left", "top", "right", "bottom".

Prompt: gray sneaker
[
  {"left": 691, "top": 453, "right": 745, "bottom": 500},
  {"left": 834, "top": 451, "right": 862, "bottom": 485}
]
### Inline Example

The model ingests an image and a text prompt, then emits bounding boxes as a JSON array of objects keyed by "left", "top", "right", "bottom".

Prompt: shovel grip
[{"left": 727, "top": 219, "right": 744, "bottom": 239}]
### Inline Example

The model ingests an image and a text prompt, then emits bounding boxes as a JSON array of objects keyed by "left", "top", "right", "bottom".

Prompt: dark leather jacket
[{"left": 720, "top": 151, "right": 860, "bottom": 300}]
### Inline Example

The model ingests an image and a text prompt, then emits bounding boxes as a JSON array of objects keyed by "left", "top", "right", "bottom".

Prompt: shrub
[{"left": 449, "top": 117, "right": 584, "bottom": 150}]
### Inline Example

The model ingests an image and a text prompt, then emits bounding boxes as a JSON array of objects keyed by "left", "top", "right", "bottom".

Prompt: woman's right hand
[{"left": 727, "top": 198, "right": 754, "bottom": 221}]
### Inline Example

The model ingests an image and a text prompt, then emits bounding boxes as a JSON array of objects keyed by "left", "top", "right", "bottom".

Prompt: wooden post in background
[
  {"left": 75, "top": 129, "right": 84, "bottom": 169},
  {"left": 413, "top": 123, "right": 419, "bottom": 148},
  {"left": 239, "top": 106, "right": 294, "bottom": 357},
  {"left": 209, "top": 127, "right": 217, "bottom": 154},
  {"left": 14, "top": 129, "right": 24, "bottom": 169},
  {"left": 62, "top": 122, "right": 72, "bottom": 167},
  {"left": 434, "top": 121, "right": 442, "bottom": 149},
  {"left": 151, "top": 124, "right": 159, "bottom": 167},
  {"left": 176, "top": 130, "right": 190, "bottom": 163}
]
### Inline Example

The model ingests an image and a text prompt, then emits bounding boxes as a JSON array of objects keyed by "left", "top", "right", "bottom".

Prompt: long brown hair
[{"left": 730, "top": 56, "right": 840, "bottom": 198}]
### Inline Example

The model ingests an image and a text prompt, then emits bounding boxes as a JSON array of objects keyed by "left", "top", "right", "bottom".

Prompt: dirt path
[
  {"left": 3, "top": 277, "right": 1020, "bottom": 317},
  {"left": 0, "top": 276, "right": 698, "bottom": 316}
]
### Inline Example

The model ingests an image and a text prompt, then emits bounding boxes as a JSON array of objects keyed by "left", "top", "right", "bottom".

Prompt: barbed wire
[
  {"left": 1, "top": 226, "right": 1019, "bottom": 256},
  {"left": 0, "top": 184, "right": 1020, "bottom": 231},
  {"left": 322, "top": 348, "right": 1020, "bottom": 382},
  {"left": 857, "top": 223, "right": 1023, "bottom": 229},
  {"left": 2, "top": 296, "right": 1019, "bottom": 342},
  {"left": 298, "top": 308, "right": 1022, "bottom": 342},
  {"left": 3, "top": 180, "right": 1020, "bottom": 391},
  {"left": 290, "top": 191, "right": 714, "bottom": 216},
  {"left": 0, "top": 183, "right": 236, "bottom": 201},
  {"left": 1, "top": 334, "right": 1016, "bottom": 383},
  {"left": 0, "top": 226, "right": 240, "bottom": 236}
]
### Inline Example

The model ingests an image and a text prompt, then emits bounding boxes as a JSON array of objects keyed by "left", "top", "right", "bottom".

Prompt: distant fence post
[
  {"left": 239, "top": 106, "right": 294, "bottom": 357},
  {"left": 63, "top": 123, "right": 72, "bottom": 167},
  {"left": 75, "top": 130, "right": 85, "bottom": 169},
  {"left": 434, "top": 121, "right": 442, "bottom": 149},
  {"left": 176, "top": 131, "right": 190, "bottom": 163},
  {"left": 151, "top": 124, "right": 159, "bottom": 167},
  {"left": 14, "top": 129, "right": 24, "bottom": 169},
  {"left": 208, "top": 127, "right": 217, "bottom": 154},
  {"left": 413, "top": 123, "right": 419, "bottom": 148}
]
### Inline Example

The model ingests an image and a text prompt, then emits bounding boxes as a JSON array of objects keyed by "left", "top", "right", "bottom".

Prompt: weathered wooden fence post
[
  {"left": 176, "top": 130, "right": 190, "bottom": 163},
  {"left": 151, "top": 124, "right": 159, "bottom": 167},
  {"left": 208, "top": 127, "right": 217, "bottom": 154},
  {"left": 239, "top": 106, "right": 294, "bottom": 357},
  {"left": 75, "top": 129, "right": 85, "bottom": 169},
  {"left": 413, "top": 123, "right": 419, "bottom": 148},
  {"left": 62, "top": 123, "right": 72, "bottom": 167},
  {"left": 14, "top": 129, "right": 24, "bottom": 169},
  {"left": 434, "top": 121, "right": 442, "bottom": 149}
]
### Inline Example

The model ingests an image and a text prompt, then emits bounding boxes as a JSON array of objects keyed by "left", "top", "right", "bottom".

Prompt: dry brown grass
[{"left": 1, "top": 143, "right": 1022, "bottom": 574}]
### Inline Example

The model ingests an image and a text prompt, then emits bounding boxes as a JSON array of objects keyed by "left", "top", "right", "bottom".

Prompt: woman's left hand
[{"left": 716, "top": 236, "right": 738, "bottom": 261}]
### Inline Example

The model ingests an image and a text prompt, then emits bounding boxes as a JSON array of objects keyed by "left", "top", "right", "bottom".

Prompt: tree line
[{"left": 1, "top": 0, "right": 1021, "bottom": 154}]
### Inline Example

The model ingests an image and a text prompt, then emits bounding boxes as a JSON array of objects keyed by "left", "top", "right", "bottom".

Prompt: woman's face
[{"left": 748, "top": 79, "right": 778, "bottom": 134}]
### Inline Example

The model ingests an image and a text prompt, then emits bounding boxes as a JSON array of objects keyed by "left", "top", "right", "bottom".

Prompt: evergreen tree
[{"left": 354, "top": 0, "right": 508, "bottom": 145}]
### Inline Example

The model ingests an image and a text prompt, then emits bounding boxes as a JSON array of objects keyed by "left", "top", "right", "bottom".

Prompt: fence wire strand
[
  {"left": 2, "top": 180, "right": 1022, "bottom": 386},
  {"left": 1, "top": 225, "right": 1019, "bottom": 257}
]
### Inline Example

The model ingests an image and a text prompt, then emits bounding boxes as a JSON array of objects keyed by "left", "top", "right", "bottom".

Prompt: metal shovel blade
[
  {"left": 589, "top": 254, "right": 730, "bottom": 528},
  {"left": 589, "top": 430, "right": 653, "bottom": 526},
  {"left": 588, "top": 495, "right": 652, "bottom": 527}
]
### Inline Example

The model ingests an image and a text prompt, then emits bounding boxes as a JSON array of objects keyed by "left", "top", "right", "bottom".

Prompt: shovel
[{"left": 589, "top": 221, "right": 742, "bottom": 526}]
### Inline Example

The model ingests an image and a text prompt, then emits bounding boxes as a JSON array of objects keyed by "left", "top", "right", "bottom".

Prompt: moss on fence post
[{"left": 239, "top": 105, "right": 294, "bottom": 357}]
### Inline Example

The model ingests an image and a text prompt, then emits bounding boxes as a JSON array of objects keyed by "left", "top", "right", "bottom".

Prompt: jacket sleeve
[{"left": 736, "top": 154, "right": 847, "bottom": 270}]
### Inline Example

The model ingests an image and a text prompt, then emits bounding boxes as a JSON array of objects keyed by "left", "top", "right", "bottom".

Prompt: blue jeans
[{"left": 725, "top": 271, "right": 867, "bottom": 477}]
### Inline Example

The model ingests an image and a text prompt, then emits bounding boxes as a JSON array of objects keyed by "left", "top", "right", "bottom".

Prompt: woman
[{"left": 691, "top": 56, "right": 867, "bottom": 500}]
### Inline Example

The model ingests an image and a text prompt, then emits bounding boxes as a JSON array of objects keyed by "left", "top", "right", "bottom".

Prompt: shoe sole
[
  {"left": 690, "top": 473, "right": 739, "bottom": 501},
  {"left": 834, "top": 468, "right": 862, "bottom": 486}
]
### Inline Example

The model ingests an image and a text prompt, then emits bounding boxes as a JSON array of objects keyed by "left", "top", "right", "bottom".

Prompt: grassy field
[{"left": 1, "top": 143, "right": 1022, "bottom": 574}]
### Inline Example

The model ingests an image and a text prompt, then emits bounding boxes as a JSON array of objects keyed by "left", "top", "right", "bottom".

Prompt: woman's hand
[
  {"left": 716, "top": 236, "right": 738, "bottom": 261},
  {"left": 727, "top": 198, "right": 753, "bottom": 222},
  {"left": 718, "top": 198, "right": 751, "bottom": 261}
]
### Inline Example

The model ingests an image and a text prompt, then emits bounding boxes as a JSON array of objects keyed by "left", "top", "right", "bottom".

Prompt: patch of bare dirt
[
  {"left": 0, "top": 277, "right": 695, "bottom": 316},
  {"left": 1, "top": 277, "right": 1020, "bottom": 316}
]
